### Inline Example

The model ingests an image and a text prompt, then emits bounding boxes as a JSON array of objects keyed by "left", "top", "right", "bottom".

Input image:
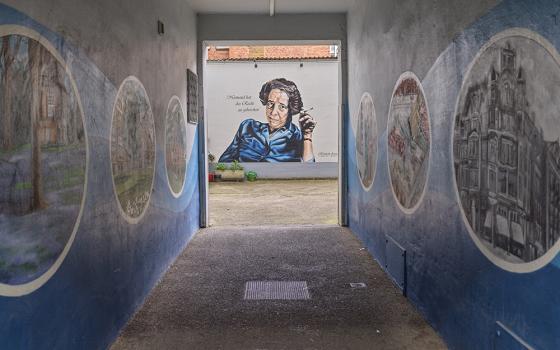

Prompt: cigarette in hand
[{"left": 297, "top": 107, "right": 314, "bottom": 116}]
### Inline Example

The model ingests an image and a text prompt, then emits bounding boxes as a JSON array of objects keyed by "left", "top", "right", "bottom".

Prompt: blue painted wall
[
  {"left": 0, "top": 3, "right": 199, "bottom": 349},
  {"left": 347, "top": 0, "right": 560, "bottom": 349}
]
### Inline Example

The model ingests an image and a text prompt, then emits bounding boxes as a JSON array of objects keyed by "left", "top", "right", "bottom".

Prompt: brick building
[{"left": 207, "top": 45, "right": 338, "bottom": 61}]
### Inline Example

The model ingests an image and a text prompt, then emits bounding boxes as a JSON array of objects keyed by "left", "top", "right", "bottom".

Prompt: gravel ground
[{"left": 208, "top": 179, "right": 338, "bottom": 226}]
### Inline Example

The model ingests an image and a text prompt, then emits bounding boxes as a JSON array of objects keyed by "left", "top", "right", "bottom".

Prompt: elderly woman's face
[{"left": 265, "top": 88, "right": 289, "bottom": 131}]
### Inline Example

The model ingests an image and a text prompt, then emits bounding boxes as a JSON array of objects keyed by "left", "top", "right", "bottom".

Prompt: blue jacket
[{"left": 219, "top": 118, "right": 306, "bottom": 162}]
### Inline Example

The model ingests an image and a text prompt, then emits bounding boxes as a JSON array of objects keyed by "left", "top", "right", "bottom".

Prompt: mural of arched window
[
  {"left": 503, "top": 82, "right": 513, "bottom": 106},
  {"left": 499, "top": 168, "right": 507, "bottom": 194},
  {"left": 468, "top": 132, "right": 479, "bottom": 158},
  {"left": 489, "top": 136, "right": 498, "bottom": 162},
  {"left": 508, "top": 170, "right": 517, "bottom": 197},
  {"left": 489, "top": 108, "right": 496, "bottom": 128},
  {"left": 489, "top": 165, "right": 497, "bottom": 192},
  {"left": 500, "top": 138, "right": 516, "bottom": 166}
]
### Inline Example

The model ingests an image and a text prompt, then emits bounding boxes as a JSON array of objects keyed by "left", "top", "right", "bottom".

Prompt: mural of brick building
[{"left": 454, "top": 42, "right": 560, "bottom": 262}]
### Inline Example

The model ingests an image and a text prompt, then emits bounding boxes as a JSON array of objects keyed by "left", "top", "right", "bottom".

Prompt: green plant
[
  {"left": 230, "top": 160, "right": 244, "bottom": 171},
  {"left": 215, "top": 163, "right": 227, "bottom": 171},
  {"left": 246, "top": 171, "right": 257, "bottom": 182}
]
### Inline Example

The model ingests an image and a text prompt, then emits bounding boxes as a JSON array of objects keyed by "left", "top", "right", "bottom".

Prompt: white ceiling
[{"left": 186, "top": 0, "right": 352, "bottom": 14}]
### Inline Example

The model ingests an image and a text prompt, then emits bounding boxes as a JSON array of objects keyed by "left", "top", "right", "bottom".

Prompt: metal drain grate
[{"left": 244, "top": 281, "right": 311, "bottom": 300}]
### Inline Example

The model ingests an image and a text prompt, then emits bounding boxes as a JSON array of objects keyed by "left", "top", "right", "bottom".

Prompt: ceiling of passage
[{"left": 186, "top": 0, "right": 352, "bottom": 14}]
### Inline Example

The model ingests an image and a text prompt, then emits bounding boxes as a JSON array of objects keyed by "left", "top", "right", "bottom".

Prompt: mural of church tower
[{"left": 454, "top": 39, "right": 560, "bottom": 264}]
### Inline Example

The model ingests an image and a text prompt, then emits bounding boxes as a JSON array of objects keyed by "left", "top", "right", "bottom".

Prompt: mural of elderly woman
[{"left": 218, "top": 78, "right": 317, "bottom": 162}]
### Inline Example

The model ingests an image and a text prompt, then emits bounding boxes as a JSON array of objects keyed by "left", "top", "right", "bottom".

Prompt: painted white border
[
  {"left": 0, "top": 25, "right": 89, "bottom": 297},
  {"left": 451, "top": 27, "right": 560, "bottom": 273},
  {"left": 355, "top": 92, "right": 377, "bottom": 192},
  {"left": 164, "top": 95, "right": 187, "bottom": 198},
  {"left": 386, "top": 72, "right": 432, "bottom": 215},
  {"left": 109, "top": 76, "right": 156, "bottom": 225}
]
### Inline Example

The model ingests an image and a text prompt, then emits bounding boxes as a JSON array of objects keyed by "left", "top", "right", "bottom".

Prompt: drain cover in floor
[{"left": 244, "top": 281, "right": 311, "bottom": 300}]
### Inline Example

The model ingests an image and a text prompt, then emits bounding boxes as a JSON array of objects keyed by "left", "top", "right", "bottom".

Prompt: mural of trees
[
  {"left": 111, "top": 77, "right": 155, "bottom": 222},
  {"left": 165, "top": 96, "right": 187, "bottom": 196},
  {"left": 0, "top": 34, "right": 86, "bottom": 287}
]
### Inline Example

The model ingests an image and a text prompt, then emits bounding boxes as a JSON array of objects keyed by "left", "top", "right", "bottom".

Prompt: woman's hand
[
  {"left": 299, "top": 113, "right": 316, "bottom": 162},
  {"left": 299, "top": 113, "right": 317, "bottom": 139}
]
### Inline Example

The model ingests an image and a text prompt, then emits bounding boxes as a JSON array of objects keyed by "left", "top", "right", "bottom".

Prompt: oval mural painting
[
  {"left": 453, "top": 28, "right": 560, "bottom": 272},
  {"left": 111, "top": 76, "right": 155, "bottom": 224},
  {"left": 0, "top": 27, "right": 87, "bottom": 296},
  {"left": 355, "top": 93, "right": 377, "bottom": 191},
  {"left": 387, "top": 72, "right": 431, "bottom": 213},
  {"left": 165, "top": 96, "right": 187, "bottom": 197}
]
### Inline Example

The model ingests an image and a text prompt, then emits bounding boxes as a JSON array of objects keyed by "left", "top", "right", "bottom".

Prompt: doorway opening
[{"left": 200, "top": 41, "right": 342, "bottom": 227}]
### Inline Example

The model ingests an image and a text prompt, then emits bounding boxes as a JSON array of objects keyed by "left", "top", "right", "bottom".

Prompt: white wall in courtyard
[{"left": 206, "top": 59, "right": 339, "bottom": 164}]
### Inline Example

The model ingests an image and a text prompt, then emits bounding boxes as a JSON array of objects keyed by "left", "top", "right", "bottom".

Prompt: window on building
[
  {"left": 47, "top": 88, "right": 56, "bottom": 119},
  {"left": 505, "top": 83, "right": 513, "bottom": 106},
  {"left": 489, "top": 138, "right": 497, "bottom": 162},
  {"left": 471, "top": 169, "right": 479, "bottom": 189},
  {"left": 489, "top": 168, "right": 496, "bottom": 192},
  {"left": 519, "top": 146, "right": 524, "bottom": 172},
  {"left": 509, "top": 143, "right": 517, "bottom": 166},
  {"left": 500, "top": 139, "right": 507, "bottom": 164},
  {"left": 500, "top": 139, "right": 516, "bottom": 166},
  {"left": 489, "top": 109, "right": 496, "bottom": 128},
  {"left": 461, "top": 144, "right": 468, "bottom": 159},
  {"left": 499, "top": 113, "right": 504, "bottom": 129},
  {"left": 508, "top": 171, "right": 517, "bottom": 197},
  {"left": 473, "top": 119, "right": 480, "bottom": 132},
  {"left": 499, "top": 169, "right": 507, "bottom": 194},
  {"left": 510, "top": 211, "right": 520, "bottom": 224},
  {"left": 462, "top": 168, "right": 469, "bottom": 188},
  {"left": 498, "top": 206, "right": 507, "bottom": 217},
  {"left": 468, "top": 134, "right": 479, "bottom": 158}
]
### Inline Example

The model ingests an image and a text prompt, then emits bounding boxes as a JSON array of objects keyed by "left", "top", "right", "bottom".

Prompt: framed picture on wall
[{"left": 186, "top": 69, "right": 198, "bottom": 124}]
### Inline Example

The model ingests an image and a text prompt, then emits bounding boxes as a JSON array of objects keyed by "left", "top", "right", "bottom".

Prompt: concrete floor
[
  {"left": 111, "top": 224, "right": 446, "bottom": 349},
  {"left": 208, "top": 180, "right": 338, "bottom": 226}
]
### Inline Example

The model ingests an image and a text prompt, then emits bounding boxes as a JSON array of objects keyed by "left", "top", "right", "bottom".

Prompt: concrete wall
[
  {"left": 0, "top": 1, "right": 199, "bottom": 349},
  {"left": 346, "top": 0, "right": 560, "bottom": 348}
]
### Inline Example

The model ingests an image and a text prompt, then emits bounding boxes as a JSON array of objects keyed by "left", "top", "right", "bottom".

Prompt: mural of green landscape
[
  {"left": 111, "top": 77, "right": 155, "bottom": 222},
  {"left": 0, "top": 33, "right": 86, "bottom": 286},
  {"left": 165, "top": 96, "right": 187, "bottom": 196}
]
